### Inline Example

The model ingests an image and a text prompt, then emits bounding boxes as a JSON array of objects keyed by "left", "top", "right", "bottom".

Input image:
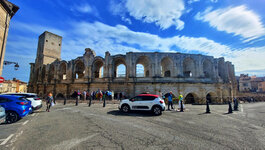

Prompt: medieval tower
[{"left": 35, "top": 31, "right": 62, "bottom": 68}]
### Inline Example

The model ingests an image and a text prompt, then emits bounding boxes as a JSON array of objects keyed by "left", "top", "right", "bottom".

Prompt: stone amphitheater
[{"left": 28, "top": 31, "right": 237, "bottom": 104}]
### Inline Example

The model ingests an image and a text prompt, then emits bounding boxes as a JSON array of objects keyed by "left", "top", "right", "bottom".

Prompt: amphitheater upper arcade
[{"left": 32, "top": 48, "right": 234, "bottom": 85}]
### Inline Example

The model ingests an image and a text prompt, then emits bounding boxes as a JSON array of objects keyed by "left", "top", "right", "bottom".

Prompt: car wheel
[
  {"left": 121, "top": 104, "right": 130, "bottom": 113},
  {"left": 153, "top": 106, "right": 162, "bottom": 116},
  {"left": 6, "top": 111, "right": 19, "bottom": 124}
]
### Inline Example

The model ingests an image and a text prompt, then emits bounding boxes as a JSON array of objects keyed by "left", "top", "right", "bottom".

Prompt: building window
[
  {"left": 243, "top": 83, "right": 248, "bottom": 86},
  {"left": 59, "top": 44, "right": 61, "bottom": 46},
  {"left": 46, "top": 40, "right": 48, "bottom": 42}
]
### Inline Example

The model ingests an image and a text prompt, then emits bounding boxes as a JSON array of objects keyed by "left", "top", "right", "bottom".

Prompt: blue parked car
[{"left": 0, "top": 95, "right": 32, "bottom": 124}]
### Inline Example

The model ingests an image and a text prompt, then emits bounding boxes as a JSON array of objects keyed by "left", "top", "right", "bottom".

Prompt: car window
[
  {"left": 141, "top": 96, "right": 156, "bottom": 101},
  {"left": 0, "top": 97, "right": 12, "bottom": 103},
  {"left": 130, "top": 96, "right": 143, "bottom": 101},
  {"left": 18, "top": 97, "right": 28, "bottom": 101}
]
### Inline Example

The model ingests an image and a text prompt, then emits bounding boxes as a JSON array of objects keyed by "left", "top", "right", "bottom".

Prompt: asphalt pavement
[{"left": 1, "top": 101, "right": 265, "bottom": 150}]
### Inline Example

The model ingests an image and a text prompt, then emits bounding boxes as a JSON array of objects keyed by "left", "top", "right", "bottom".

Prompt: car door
[
  {"left": 138, "top": 96, "right": 156, "bottom": 110},
  {"left": 130, "top": 96, "right": 143, "bottom": 110}
]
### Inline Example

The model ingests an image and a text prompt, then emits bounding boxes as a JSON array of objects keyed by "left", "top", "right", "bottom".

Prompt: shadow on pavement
[
  {"left": 33, "top": 110, "right": 46, "bottom": 113},
  {"left": 107, "top": 110, "right": 155, "bottom": 117},
  {"left": 197, "top": 112, "right": 211, "bottom": 115}
]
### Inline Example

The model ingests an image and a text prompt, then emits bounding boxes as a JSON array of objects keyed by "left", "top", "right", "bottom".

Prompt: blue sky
[{"left": 3, "top": 0, "right": 265, "bottom": 82}]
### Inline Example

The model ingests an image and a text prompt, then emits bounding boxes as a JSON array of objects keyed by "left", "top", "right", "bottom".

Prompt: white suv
[
  {"left": 118, "top": 94, "right": 166, "bottom": 115},
  {"left": 3, "top": 93, "right": 42, "bottom": 111}
]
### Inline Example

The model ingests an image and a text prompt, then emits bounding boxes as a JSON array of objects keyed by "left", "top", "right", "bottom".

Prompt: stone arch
[
  {"left": 161, "top": 57, "right": 173, "bottom": 77},
  {"left": 59, "top": 62, "right": 67, "bottom": 80},
  {"left": 48, "top": 65, "right": 55, "bottom": 83},
  {"left": 206, "top": 91, "right": 217, "bottom": 103},
  {"left": 56, "top": 93, "right": 65, "bottom": 100},
  {"left": 74, "top": 60, "right": 85, "bottom": 79},
  {"left": 203, "top": 59, "right": 213, "bottom": 78},
  {"left": 184, "top": 92, "right": 198, "bottom": 104},
  {"left": 113, "top": 56, "right": 126, "bottom": 78},
  {"left": 136, "top": 56, "right": 151, "bottom": 77},
  {"left": 92, "top": 58, "right": 104, "bottom": 78},
  {"left": 183, "top": 57, "right": 196, "bottom": 77}
]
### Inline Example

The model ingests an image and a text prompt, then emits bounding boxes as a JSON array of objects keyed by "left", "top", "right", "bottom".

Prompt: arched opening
[
  {"left": 206, "top": 92, "right": 217, "bottom": 103},
  {"left": 56, "top": 93, "right": 65, "bottom": 100},
  {"left": 75, "top": 61, "right": 85, "bottom": 79},
  {"left": 93, "top": 59, "right": 104, "bottom": 78},
  {"left": 185, "top": 93, "right": 196, "bottom": 104},
  {"left": 161, "top": 57, "right": 173, "bottom": 77},
  {"left": 114, "top": 57, "right": 126, "bottom": 78},
  {"left": 48, "top": 65, "right": 55, "bottom": 83},
  {"left": 183, "top": 58, "right": 195, "bottom": 78},
  {"left": 136, "top": 56, "right": 150, "bottom": 77},
  {"left": 203, "top": 59, "right": 212, "bottom": 78},
  {"left": 136, "top": 64, "right": 145, "bottom": 77},
  {"left": 116, "top": 64, "right": 126, "bottom": 77},
  {"left": 59, "top": 63, "right": 67, "bottom": 80}
]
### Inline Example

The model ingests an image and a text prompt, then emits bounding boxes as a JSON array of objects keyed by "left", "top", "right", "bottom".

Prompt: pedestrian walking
[
  {"left": 77, "top": 90, "right": 81, "bottom": 101},
  {"left": 167, "top": 91, "right": 174, "bottom": 110},
  {"left": 178, "top": 94, "right": 185, "bottom": 110},
  {"left": 46, "top": 92, "right": 53, "bottom": 112}
]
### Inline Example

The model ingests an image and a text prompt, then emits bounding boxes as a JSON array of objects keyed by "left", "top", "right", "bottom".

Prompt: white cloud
[
  {"left": 188, "top": 0, "right": 200, "bottom": 4},
  {"left": 195, "top": 5, "right": 265, "bottom": 42},
  {"left": 75, "top": 4, "right": 92, "bottom": 13},
  {"left": 226, "top": 46, "right": 265, "bottom": 72},
  {"left": 125, "top": 0, "right": 185, "bottom": 30}
]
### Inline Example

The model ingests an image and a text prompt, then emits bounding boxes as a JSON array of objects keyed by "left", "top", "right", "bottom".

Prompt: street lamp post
[{"left": 4, "top": 61, "right": 19, "bottom": 70}]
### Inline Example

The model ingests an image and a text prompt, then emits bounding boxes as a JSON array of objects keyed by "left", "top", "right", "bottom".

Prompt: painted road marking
[
  {"left": 32, "top": 113, "right": 36, "bottom": 116},
  {"left": 240, "top": 104, "right": 243, "bottom": 112},
  {"left": 0, "top": 134, "right": 14, "bottom": 145},
  {"left": 22, "top": 120, "right": 29, "bottom": 125},
  {"left": 0, "top": 139, "right": 5, "bottom": 142}
]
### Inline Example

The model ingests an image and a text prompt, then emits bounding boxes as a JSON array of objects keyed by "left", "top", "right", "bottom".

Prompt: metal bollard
[
  {"left": 228, "top": 101, "right": 233, "bottom": 113},
  {"left": 103, "top": 98, "right": 106, "bottom": 107},
  {"left": 180, "top": 100, "right": 184, "bottom": 112},
  {"left": 233, "top": 99, "right": 238, "bottom": 111},
  {"left": 88, "top": 97, "right": 92, "bottom": 107},
  {"left": 76, "top": 97, "right": 78, "bottom": 106},
  {"left": 206, "top": 101, "right": 211, "bottom": 113},
  {"left": 64, "top": 97, "right": 66, "bottom": 105}
]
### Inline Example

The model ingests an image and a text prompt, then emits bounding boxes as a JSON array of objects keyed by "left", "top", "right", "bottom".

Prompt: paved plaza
[{"left": 1, "top": 101, "right": 265, "bottom": 150}]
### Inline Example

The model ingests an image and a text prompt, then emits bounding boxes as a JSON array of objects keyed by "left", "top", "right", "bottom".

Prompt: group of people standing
[
  {"left": 72, "top": 89, "right": 114, "bottom": 101},
  {"left": 159, "top": 91, "right": 185, "bottom": 111}
]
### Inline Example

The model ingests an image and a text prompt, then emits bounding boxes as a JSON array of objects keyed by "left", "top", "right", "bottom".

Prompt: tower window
[
  {"left": 59, "top": 44, "right": 61, "bottom": 46},
  {"left": 51, "top": 42, "right": 54, "bottom": 45},
  {"left": 46, "top": 40, "right": 48, "bottom": 42}
]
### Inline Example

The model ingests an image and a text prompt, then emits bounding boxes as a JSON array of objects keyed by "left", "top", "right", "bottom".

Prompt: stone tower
[{"left": 35, "top": 31, "right": 62, "bottom": 68}]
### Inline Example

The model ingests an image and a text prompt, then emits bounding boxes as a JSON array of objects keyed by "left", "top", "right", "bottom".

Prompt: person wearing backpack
[{"left": 46, "top": 92, "right": 53, "bottom": 112}]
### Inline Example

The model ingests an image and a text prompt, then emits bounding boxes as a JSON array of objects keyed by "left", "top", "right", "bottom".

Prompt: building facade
[
  {"left": 28, "top": 31, "right": 237, "bottom": 104},
  {"left": 239, "top": 74, "right": 265, "bottom": 92},
  {"left": 0, "top": 0, "right": 19, "bottom": 76},
  {"left": 0, "top": 78, "right": 27, "bottom": 93}
]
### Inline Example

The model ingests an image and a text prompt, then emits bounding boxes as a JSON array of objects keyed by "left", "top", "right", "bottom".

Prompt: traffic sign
[{"left": 0, "top": 77, "right": 5, "bottom": 83}]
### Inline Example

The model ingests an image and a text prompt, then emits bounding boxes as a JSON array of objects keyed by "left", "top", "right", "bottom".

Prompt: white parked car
[
  {"left": 118, "top": 94, "right": 166, "bottom": 115},
  {"left": 2, "top": 93, "right": 42, "bottom": 111},
  {"left": 0, "top": 105, "right": 5, "bottom": 124}
]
